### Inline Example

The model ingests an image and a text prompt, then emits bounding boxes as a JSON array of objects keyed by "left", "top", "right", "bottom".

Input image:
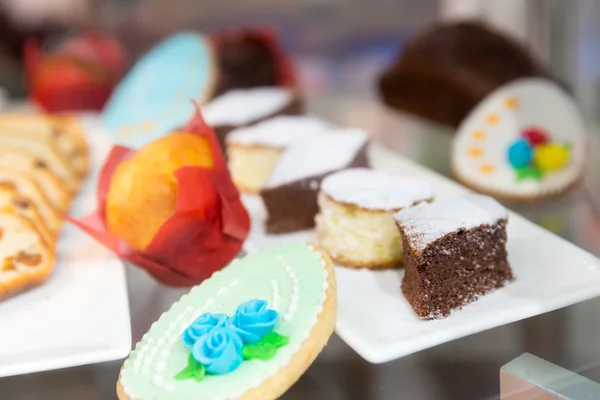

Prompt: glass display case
[{"left": 0, "top": 1, "right": 599, "bottom": 399}]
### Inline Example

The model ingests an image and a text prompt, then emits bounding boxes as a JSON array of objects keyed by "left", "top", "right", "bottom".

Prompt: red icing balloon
[{"left": 521, "top": 127, "right": 550, "bottom": 146}]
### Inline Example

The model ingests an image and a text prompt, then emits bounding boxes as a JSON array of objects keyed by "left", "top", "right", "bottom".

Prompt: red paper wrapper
[
  {"left": 212, "top": 27, "right": 298, "bottom": 89},
  {"left": 67, "top": 105, "right": 251, "bottom": 286}
]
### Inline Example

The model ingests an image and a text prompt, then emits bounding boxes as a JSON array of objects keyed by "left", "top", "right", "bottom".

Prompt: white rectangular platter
[
  {"left": 0, "top": 115, "right": 131, "bottom": 377},
  {"left": 243, "top": 145, "right": 600, "bottom": 364}
]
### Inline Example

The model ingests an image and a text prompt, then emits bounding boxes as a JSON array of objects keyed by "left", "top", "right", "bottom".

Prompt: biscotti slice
[
  {"left": 0, "top": 150, "right": 72, "bottom": 212},
  {"left": 0, "top": 169, "right": 62, "bottom": 236},
  {"left": 316, "top": 168, "right": 433, "bottom": 269},
  {"left": 394, "top": 193, "right": 513, "bottom": 319},
  {"left": 0, "top": 211, "right": 55, "bottom": 301},
  {"left": 0, "top": 113, "right": 89, "bottom": 178},
  {"left": 0, "top": 135, "right": 79, "bottom": 193},
  {"left": 226, "top": 116, "right": 330, "bottom": 193},
  {"left": 260, "top": 128, "right": 369, "bottom": 234},
  {"left": 0, "top": 186, "right": 54, "bottom": 247},
  {"left": 203, "top": 87, "right": 302, "bottom": 150}
]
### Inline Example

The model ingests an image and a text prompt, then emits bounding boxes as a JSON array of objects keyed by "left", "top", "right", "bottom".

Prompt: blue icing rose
[
  {"left": 192, "top": 327, "right": 243, "bottom": 375},
  {"left": 227, "top": 300, "right": 279, "bottom": 344},
  {"left": 182, "top": 313, "right": 228, "bottom": 349},
  {"left": 507, "top": 138, "right": 533, "bottom": 168}
]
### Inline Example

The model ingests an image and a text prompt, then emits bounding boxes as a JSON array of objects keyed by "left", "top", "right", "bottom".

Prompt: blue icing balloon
[
  {"left": 507, "top": 138, "right": 533, "bottom": 168},
  {"left": 103, "top": 32, "right": 215, "bottom": 149}
]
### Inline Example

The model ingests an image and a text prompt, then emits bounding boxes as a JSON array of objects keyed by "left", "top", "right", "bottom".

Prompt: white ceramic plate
[
  {"left": 243, "top": 145, "right": 600, "bottom": 364},
  {"left": 0, "top": 115, "right": 131, "bottom": 377}
]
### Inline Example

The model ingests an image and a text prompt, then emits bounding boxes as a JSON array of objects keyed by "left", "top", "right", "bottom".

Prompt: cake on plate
[
  {"left": 378, "top": 21, "right": 556, "bottom": 128},
  {"left": 394, "top": 193, "right": 512, "bottom": 319},
  {"left": 316, "top": 168, "right": 433, "bottom": 269},
  {"left": 260, "top": 129, "right": 369, "bottom": 234},
  {"left": 452, "top": 78, "right": 586, "bottom": 201},
  {"left": 203, "top": 87, "right": 302, "bottom": 150},
  {"left": 226, "top": 116, "right": 330, "bottom": 193}
]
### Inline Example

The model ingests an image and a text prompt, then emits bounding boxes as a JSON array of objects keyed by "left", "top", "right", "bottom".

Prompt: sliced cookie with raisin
[
  {"left": 0, "top": 134, "right": 79, "bottom": 193},
  {"left": 0, "top": 211, "right": 55, "bottom": 301},
  {"left": 0, "top": 186, "right": 55, "bottom": 247},
  {"left": 0, "top": 150, "right": 72, "bottom": 212},
  {"left": 0, "top": 168, "right": 62, "bottom": 236},
  {"left": 0, "top": 113, "right": 89, "bottom": 179}
]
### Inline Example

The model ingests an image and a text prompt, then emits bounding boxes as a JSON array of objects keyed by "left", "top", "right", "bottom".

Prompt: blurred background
[{"left": 0, "top": 0, "right": 598, "bottom": 121}]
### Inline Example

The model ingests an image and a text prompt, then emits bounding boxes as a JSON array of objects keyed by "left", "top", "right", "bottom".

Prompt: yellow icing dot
[
  {"left": 486, "top": 114, "right": 499, "bottom": 124},
  {"left": 468, "top": 147, "right": 484, "bottom": 158},
  {"left": 534, "top": 144, "right": 570, "bottom": 172},
  {"left": 480, "top": 164, "right": 495, "bottom": 174},
  {"left": 140, "top": 121, "right": 155, "bottom": 132},
  {"left": 120, "top": 127, "right": 134, "bottom": 137},
  {"left": 473, "top": 131, "right": 486, "bottom": 140},
  {"left": 505, "top": 96, "right": 519, "bottom": 109}
]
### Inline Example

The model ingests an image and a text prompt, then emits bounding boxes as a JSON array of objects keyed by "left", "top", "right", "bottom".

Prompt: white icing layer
[
  {"left": 321, "top": 168, "right": 433, "bottom": 211},
  {"left": 265, "top": 128, "right": 369, "bottom": 187},
  {"left": 226, "top": 116, "right": 330, "bottom": 148},
  {"left": 394, "top": 194, "right": 508, "bottom": 253},
  {"left": 202, "top": 87, "right": 294, "bottom": 126}
]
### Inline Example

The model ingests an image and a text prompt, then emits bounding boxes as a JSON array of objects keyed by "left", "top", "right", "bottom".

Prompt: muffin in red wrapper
[
  {"left": 67, "top": 105, "right": 250, "bottom": 286},
  {"left": 25, "top": 32, "right": 126, "bottom": 112}
]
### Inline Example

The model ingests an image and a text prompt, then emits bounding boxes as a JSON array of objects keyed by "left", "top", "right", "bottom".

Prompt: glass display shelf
[{"left": 1, "top": 52, "right": 600, "bottom": 400}]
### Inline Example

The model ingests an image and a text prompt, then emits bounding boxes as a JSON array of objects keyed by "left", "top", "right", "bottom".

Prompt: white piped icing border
[{"left": 120, "top": 243, "right": 330, "bottom": 400}]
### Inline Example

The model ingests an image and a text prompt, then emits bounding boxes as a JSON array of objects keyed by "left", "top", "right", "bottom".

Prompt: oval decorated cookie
[
  {"left": 452, "top": 78, "right": 586, "bottom": 201},
  {"left": 117, "top": 242, "right": 336, "bottom": 400},
  {"left": 103, "top": 33, "right": 217, "bottom": 149}
]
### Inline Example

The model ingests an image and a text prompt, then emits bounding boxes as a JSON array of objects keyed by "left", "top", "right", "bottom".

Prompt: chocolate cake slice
[
  {"left": 378, "top": 21, "right": 557, "bottom": 128},
  {"left": 394, "top": 194, "right": 512, "bottom": 319},
  {"left": 260, "top": 129, "right": 369, "bottom": 234},
  {"left": 202, "top": 87, "right": 302, "bottom": 151},
  {"left": 213, "top": 32, "right": 280, "bottom": 96}
]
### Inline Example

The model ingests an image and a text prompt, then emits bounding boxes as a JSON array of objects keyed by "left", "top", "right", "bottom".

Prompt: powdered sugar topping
[
  {"left": 226, "top": 115, "right": 330, "bottom": 147},
  {"left": 266, "top": 128, "right": 369, "bottom": 187},
  {"left": 202, "top": 87, "right": 293, "bottom": 126},
  {"left": 394, "top": 194, "right": 508, "bottom": 253},
  {"left": 321, "top": 168, "right": 433, "bottom": 211}
]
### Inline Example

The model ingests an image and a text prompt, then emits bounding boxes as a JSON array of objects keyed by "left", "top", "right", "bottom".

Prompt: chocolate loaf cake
[
  {"left": 394, "top": 194, "right": 512, "bottom": 319},
  {"left": 213, "top": 32, "right": 280, "bottom": 96},
  {"left": 203, "top": 87, "right": 302, "bottom": 151},
  {"left": 378, "top": 21, "right": 556, "bottom": 128},
  {"left": 261, "top": 129, "right": 369, "bottom": 234}
]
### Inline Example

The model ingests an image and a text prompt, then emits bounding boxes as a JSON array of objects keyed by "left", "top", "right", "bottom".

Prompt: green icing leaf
[
  {"left": 242, "top": 332, "right": 289, "bottom": 361},
  {"left": 243, "top": 343, "right": 277, "bottom": 360},
  {"left": 262, "top": 332, "right": 289, "bottom": 348},
  {"left": 175, "top": 353, "right": 205, "bottom": 382},
  {"left": 193, "top": 363, "right": 206, "bottom": 382},
  {"left": 515, "top": 166, "right": 543, "bottom": 182}
]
